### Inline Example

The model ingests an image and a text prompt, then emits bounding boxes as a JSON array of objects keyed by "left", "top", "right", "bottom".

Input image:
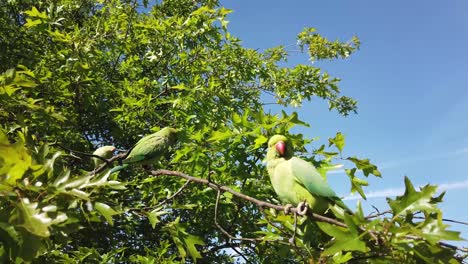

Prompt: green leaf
[
  {"left": 95, "top": 202, "right": 118, "bottom": 226},
  {"left": 347, "top": 156, "right": 381, "bottom": 177},
  {"left": 164, "top": 217, "right": 205, "bottom": 262},
  {"left": 413, "top": 243, "right": 461, "bottom": 264},
  {"left": 208, "top": 130, "right": 233, "bottom": 142},
  {"left": 183, "top": 234, "right": 205, "bottom": 261},
  {"left": 329, "top": 132, "right": 345, "bottom": 152},
  {"left": 317, "top": 222, "right": 369, "bottom": 256},
  {"left": 0, "top": 138, "right": 32, "bottom": 186},
  {"left": 418, "top": 214, "right": 462, "bottom": 244},
  {"left": 148, "top": 207, "right": 167, "bottom": 229},
  {"left": 67, "top": 188, "right": 90, "bottom": 200},
  {"left": 332, "top": 251, "right": 353, "bottom": 263},
  {"left": 281, "top": 111, "right": 309, "bottom": 127},
  {"left": 387, "top": 177, "right": 439, "bottom": 217},
  {"left": 253, "top": 134, "right": 268, "bottom": 149},
  {"left": 24, "top": 7, "right": 48, "bottom": 19},
  {"left": 17, "top": 198, "right": 66, "bottom": 237},
  {"left": 0, "top": 222, "right": 21, "bottom": 245},
  {"left": 346, "top": 168, "right": 368, "bottom": 199},
  {"left": 24, "top": 18, "right": 43, "bottom": 28}
]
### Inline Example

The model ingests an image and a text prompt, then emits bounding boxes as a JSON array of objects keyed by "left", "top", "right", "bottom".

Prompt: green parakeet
[
  {"left": 266, "top": 135, "right": 351, "bottom": 215},
  {"left": 93, "top": 145, "right": 116, "bottom": 168},
  {"left": 111, "top": 127, "right": 178, "bottom": 173}
]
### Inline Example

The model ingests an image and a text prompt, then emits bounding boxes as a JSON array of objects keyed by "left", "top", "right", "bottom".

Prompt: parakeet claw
[
  {"left": 288, "top": 237, "right": 295, "bottom": 245},
  {"left": 296, "top": 201, "right": 308, "bottom": 216},
  {"left": 283, "top": 204, "right": 293, "bottom": 214}
]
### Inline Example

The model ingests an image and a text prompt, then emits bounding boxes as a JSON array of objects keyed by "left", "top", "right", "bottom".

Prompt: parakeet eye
[{"left": 275, "top": 141, "right": 286, "bottom": 156}]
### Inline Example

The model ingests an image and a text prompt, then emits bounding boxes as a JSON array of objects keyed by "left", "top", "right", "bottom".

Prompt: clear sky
[{"left": 221, "top": 0, "right": 468, "bottom": 243}]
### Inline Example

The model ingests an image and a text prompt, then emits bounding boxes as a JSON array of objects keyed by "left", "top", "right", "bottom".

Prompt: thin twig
[
  {"left": 366, "top": 210, "right": 468, "bottom": 226},
  {"left": 157, "top": 180, "right": 192, "bottom": 206},
  {"left": 259, "top": 209, "right": 290, "bottom": 237},
  {"left": 413, "top": 216, "right": 468, "bottom": 226},
  {"left": 88, "top": 152, "right": 129, "bottom": 176},
  {"left": 366, "top": 210, "right": 391, "bottom": 219},
  {"left": 53, "top": 142, "right": 112, "bottom": 165},
  {"left": 204, "top": 242, "right": 242, "bottom": 253},
  {"left": 214, "top": 189, "right": 261, "bottom": 242},
  {"left": 230, "top": 245, "right": 251, "bottom": 264},
  {"left": 54, "top": 142, "right": 129, "bottom": 176},
  {"left": 405, "top": 235, "right": 468, "bottom": 252}
]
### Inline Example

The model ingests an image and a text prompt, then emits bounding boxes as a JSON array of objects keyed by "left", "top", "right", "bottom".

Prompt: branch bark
[
  {"left": 150, "top": 169, "right": 465, "bottom": 253},
  {"left": 151, "top": 169, "right": 347, "bottom": 227}
]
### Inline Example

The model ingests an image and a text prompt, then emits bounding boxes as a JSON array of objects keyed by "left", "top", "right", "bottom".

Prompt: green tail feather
[
  {"left": 334, "top": 198, "right": 353, "bottom": 215},
  {"left": 109, "top": 164, "right": 129, "bottom": 174}
]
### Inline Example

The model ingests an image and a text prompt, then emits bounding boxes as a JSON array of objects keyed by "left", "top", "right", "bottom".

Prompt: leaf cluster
[{"left": 0, "top": 0, "right": 464, "bottom": 263}]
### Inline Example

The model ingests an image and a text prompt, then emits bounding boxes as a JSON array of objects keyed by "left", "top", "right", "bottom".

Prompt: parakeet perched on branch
[
  {"left": 110, "top": 127, "right": 178, "bottom": 173},
  {"left": 265, "top": 135, "right": 351, "bottom": 215},
  {"left": 93, "top": 145, "right": 116, "bottom": 168}
]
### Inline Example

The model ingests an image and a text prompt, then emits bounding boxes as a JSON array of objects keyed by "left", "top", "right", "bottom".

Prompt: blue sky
[{"left": 221, "top": 0, "right": 468, "bottom": 243}]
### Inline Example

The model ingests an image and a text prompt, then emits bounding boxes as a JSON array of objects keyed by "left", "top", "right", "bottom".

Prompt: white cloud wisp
[{"left": 343, "top": 178, "right": 468, "bottom": 201}]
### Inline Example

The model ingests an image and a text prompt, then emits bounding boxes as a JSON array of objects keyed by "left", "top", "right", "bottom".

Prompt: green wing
[
  {"left": 289, "top": 157, "right": 351, "bottom": 212},
  {"left": 124, "top": 133, "right": 168, "bottom": 164},
  {"left": 289, "top": 157, "right": 337, "bottom": 198}
]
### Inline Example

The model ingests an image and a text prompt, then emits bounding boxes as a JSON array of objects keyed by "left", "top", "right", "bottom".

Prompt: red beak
[{"left": 276, "top": 141, "right": 286, "bottom": 156}]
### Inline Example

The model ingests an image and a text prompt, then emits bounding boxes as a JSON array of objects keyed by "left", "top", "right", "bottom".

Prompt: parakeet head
[
  {"left": 161, "top": 127, "right": 178, "bottom": 143},
  {"left": 93, "top": 145, "right": 117, "bottom": 167},
  {"left": 103, "top": 146, "right": 117, "bottom": 153},
  {"left": 93, "top": 145, "right": 117, "bottom": 156},
  {"left": 266, "top": 135, "right": 294, "bottom": 160}
]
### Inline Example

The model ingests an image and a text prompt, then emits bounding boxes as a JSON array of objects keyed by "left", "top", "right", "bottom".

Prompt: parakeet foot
[
  {"left": 283, "top": 204, "right": 293, "bottom": 214},
  {"left": 296, "top": 201, "right": 308, "bottom": 216}
]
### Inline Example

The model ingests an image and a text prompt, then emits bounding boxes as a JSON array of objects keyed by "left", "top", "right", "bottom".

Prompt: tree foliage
[{"left": 0, "top": 0, "right": 465, "bottom": 263}]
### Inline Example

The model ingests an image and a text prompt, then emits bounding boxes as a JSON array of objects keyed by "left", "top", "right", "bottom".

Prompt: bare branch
[
  {"left": 230, "top": 245, "right": 251, "bottom": 264},
  {"left": 367, "top": 210, "right": 468, "bottom": 226},
  {"left": 413, "top": 216, "right": 468, "bottom": 226},
  {"left": 53, "top": 142, "right": 132, "bottom": 175},
  {"left": 366, "top": 210, "right": 391, "bottom": 219},
  {"left": 54, "top": 142, "right": 111, "bottom": 165},
  {"left": 88, "top": 152, "right": 129, "bottom": 175},
  {"left": 151, "top": 169, "right": 348, "bottom": 228}
]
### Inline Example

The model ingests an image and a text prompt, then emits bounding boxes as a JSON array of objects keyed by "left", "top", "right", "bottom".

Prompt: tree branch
[
  {"left": 413, "top": 216, "right": 468, "bottom": 226},
  {"left": 367, "top": 210, "right": 468, "bottom": 226},
  {"left": 230, "top": 245, "right": 251, "bottom": 264},
  {"left": 151, "top": 169, "right": 465, "bottom": 253},
  {"left": 54, "top": 142, "right": 114, "bottom": 166},
  {"left": 88, "top": 152, "right": 129, "bottom": 175},
  {"left": 157, "top": 179, "right": 192, "bottom": 206},
  {"left": 151, "top": 169, "right": 347, "bottom": 227},
  {"left": 54, "top": 142, "right": 129, "bottom": 175}
]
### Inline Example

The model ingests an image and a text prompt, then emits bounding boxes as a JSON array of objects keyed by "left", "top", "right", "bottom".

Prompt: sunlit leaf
[
  {"left": 329, "top": 132, "right": 345, "bottom": 152},
  {"left": 95, "top": 202, "right": 118, "bottom": 226},
  {"left": 387, "top": 177, "right": 439, "bottom": 217}
]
